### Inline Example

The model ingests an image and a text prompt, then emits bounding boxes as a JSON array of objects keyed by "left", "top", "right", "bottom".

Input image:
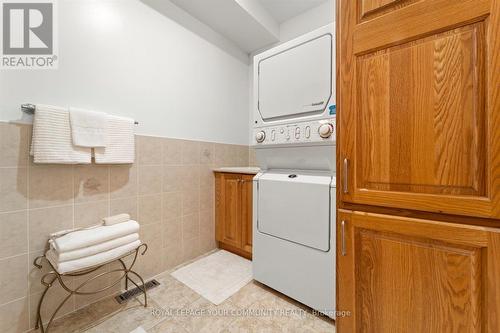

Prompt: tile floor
[{"left": 38, "top": 259, "right": 335, "bottom": 333}]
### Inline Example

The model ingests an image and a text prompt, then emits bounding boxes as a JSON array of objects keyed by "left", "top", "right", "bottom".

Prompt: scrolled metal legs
[
  {"left": 33, "top": 245, "right": 148, "bottom": 332},
  {"left": 127, "top": 270, "right": 148, "bottom": 307},
  {"left": 35, "top": 277, "right": 55, "bottom": 331},
  {"left": 118, "top": 258, "right": 129, "bottom": 291},
  {"left": 45, "top": 292, "right": 73, "bottom": 333}
]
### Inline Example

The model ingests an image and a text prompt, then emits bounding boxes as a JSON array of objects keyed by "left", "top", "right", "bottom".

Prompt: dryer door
[
  {"left": 257, "top": 172, "right": 332, "bottom": 251},
  {"left": 258, "top": 33, "right": 332, "bottom": 121}
]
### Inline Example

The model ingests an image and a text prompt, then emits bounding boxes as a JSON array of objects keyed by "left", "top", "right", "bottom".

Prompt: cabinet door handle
[
  {"left": 341, "top": 220, "right": 347, "bottom": 256},
  {"left": 343, "top": 158, "right": 349, "bottom": 194}
]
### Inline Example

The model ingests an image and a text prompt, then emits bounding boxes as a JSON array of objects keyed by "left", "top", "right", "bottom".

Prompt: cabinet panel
[
  {"left": 338, "top": 0, "right": 500, "bottom": 218},
  {"left": 357, "top": 231, "right": 481, "bottom": 332},
  {"left": 359, "top": 0, "right": 422, "bottom": 21},
  {"left": 240, "top": 175, "right": 253, "bottom": 254},
  {"left": 360, "top": 0, "right": 412, "bottom": 19},
  {"left": 215, "top": 173, "right": 241, "bottom": 248},
  {"left": 214, "top": 172, "right": 253, "bottom": 259},
  {"left": 357, "top": 24, "right": 485, "bottom": 196},
  {"left": 361, "top": 0, "right": 399, "bottom": 15},
  {"left": 337, "top": 210, "right": 500, "bottom": 332}
]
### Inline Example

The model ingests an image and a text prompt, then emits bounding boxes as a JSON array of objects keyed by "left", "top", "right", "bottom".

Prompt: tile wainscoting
[
  {"left": 0, "top": 122, "right": 250, "bottom": 333},
  {"left": 249, "top": 148, "right": 258, "bottom": 167}
]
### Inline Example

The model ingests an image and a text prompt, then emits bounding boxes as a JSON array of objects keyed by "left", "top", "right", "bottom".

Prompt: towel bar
[
  {"left": 21, "top": 103, "right": 140, "bottom": 125},
  {"left": 32, "top": 243, "right": 148, "bottom": 333}
]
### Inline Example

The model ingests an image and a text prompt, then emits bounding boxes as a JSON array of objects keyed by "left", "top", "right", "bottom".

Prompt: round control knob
[
  {"left": 318, "top": 123, "right": 334, "bottom": 138},
  {"left": 255, "top": 131, "right": 266, "bottom": 143}
]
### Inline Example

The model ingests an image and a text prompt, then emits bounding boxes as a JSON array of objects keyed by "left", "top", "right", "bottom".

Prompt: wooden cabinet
[
  {"left": 240, "top": 177, "right": 253, "bottom": 254},
  {"left": 215, "top": 172, "right": 253, "bottom": 259},
  {"left": 337, "top": 0, "right": 500, "bottom": 219},
  {"left": 337, "top": 0, "right": 500, "bottom": 331},
  {"left": 337, "top": 210, "right": 500, "bottom": 332},
  {"left": 217, "top": 173, "right": 242, "bottom": 248}
]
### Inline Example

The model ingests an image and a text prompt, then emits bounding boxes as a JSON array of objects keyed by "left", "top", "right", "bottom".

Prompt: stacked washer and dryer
[{"left": 252, "top": 24, "right": 336, "bottom": 317}]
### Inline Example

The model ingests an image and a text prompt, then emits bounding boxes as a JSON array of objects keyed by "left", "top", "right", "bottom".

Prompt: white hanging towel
[
  {"left": 94, "top": 115, "right": 135, "bottom": 164},
  {"left": 30, "top": 105, "right": 91, "bottom": 164},
  {"left": 69, "top": 107, "right": 108, "bottom": 148}
]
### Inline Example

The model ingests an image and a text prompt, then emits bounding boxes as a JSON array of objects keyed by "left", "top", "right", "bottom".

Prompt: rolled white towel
[
  {"left": 102, "top": 213, "right": 130, "bottom": 226},
  {"left": 50, "top": 224, "right": 101, "bottom": 239},
  {"left": 51, "top": 220, "right": 140, "bottom": 253},
  {"left": 51, "top": 233, "right": 139, "bottom": 262},
  {"left": 46, "top": 240, "right": 141, "bottom": 274},
  {"left": 50, "top": 228, "right": 78, "bottom": 239}
]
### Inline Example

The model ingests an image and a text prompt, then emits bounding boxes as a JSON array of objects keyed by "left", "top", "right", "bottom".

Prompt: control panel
[{"left": 253, "top": 118, "right": 336, "bottom": 146}]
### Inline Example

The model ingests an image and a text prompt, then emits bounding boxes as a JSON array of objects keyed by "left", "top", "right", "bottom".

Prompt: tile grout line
[
  {"left": 0, "top": 251, "right": 30, "bottom": 262},
  {"left": 108, "top": 164, "right": 111, "bottom": 217},
  {"left": 26, "top": 136, "right": 32, "bottom": 332},
  {"left": 0, "top": 295, "right": 29, "bottom": 309},
  {"left": 70, "top": 164, "right": 76, "bottom": 314},
  {"left": 26, "top": 202, "right": 77, "bottom": 212},
  {"left": 136, "top": 136, "right": 140, "bottom": 278}
]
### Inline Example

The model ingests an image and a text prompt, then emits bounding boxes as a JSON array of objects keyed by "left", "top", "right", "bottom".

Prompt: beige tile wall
[
  {"left": 0, "top": 122, "right": 250, "bottom": 333},
  {"left": 248, "top": 148, "right": 258, "bottom": 167}
]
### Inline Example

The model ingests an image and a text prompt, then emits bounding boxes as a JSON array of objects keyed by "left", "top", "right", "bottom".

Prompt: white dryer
[{"left": 252, "top": 24, "right": 336, "bottom": 317}]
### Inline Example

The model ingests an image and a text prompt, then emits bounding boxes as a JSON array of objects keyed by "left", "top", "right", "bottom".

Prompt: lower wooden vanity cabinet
[{"left": 214, "top": 172, "right": 254, "bottom": 259}]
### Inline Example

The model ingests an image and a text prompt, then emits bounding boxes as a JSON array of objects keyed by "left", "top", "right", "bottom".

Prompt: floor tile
[
  {"left": 31, "top": 253, "right": 335, "bottom": 333},
  {"left": 84, "top": 299, "right": 163, "bottom": 333},
  {"left": 170, "top": 297, "right": 240, "bottom": 333},
  {"left": 148, "top": 274, "right": 200, "bottom": 309}
]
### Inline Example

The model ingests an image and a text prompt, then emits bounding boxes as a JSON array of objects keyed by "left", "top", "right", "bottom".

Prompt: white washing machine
[{"left": 252, "top": 24, "right": 336, "bottom": 317}]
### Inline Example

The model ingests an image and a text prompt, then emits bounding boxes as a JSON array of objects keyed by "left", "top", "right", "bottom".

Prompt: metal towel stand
[
  {"left": 21, "top": 103, "right": 139, "bottom": 125},
  {"left": 33, "top": 243, "right": 148, "bottom": 333}
]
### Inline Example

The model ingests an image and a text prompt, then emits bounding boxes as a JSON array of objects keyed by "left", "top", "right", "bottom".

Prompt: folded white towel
[
  {"left": 69, "top": 107, "right": 108, "bottom": 148},
  {"left": 30, "top": 105, "right": 91, "bottom": 164},
  {"left": 102, "top": 213, "right": 130, "bottom": 226},
  {"left": 51, "top": 220, "right": 140, "bottom": 253},
  {"left": 50, "top": 228, "right": 79, "bottom": 239},
  {"left": 46, "top": 240, "right": 141, "bottom": 274},
  {"left": 51, "top": 233, "right": 139, "bottom": 262},
  {"left": 49, "top": 224, "right": 102, "bottom": 239},
  {"left": 94, "top": 115, "right": 135, "bottom": 164}
]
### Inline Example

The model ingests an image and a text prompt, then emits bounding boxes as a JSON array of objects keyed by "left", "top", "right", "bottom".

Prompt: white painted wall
[
  {"left": 0, "top": 0, "right": 250, "bottom": 145},
  {"left": 279, "top": 0, "right": 334, "bottom": 42},
  {"left": 248, "top": 0, "right": 335, "bottom": 141}
]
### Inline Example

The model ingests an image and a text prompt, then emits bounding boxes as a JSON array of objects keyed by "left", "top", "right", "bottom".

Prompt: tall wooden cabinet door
[
  {"left": 337, "top": 0, "right": 500, "bottom": 218},
  {"left": 215, "top": 173, "right": 241, "bottom": 248},
  {"left": 337, "top": 209, "right": 500, "bottom": 333},
  {"left": 240, "top": 175, "right": 253, "bottom": 254}
]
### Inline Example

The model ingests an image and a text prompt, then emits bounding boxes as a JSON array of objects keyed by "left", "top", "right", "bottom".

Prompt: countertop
[{"left": 212, "top": 167, "right": 260, "bottom": 175}]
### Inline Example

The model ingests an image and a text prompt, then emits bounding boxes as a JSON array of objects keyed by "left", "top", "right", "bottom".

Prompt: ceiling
[
  {"left": 257, "top": 0, "right": 329, "bottom": 23},
  {"left": 168, "top": 0, "right": 280, "bottom": 53},
  {"left": 146, "top": 0, "right": 329, "bottom": 55}
]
